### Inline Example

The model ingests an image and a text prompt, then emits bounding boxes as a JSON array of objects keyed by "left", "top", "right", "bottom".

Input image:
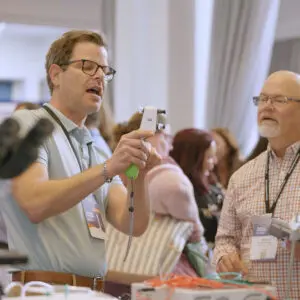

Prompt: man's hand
[
  {"left": 286, "top": 240, "right": 300, "bottom": 260},
  {"left": 216, "top": 252, "right": 248, "bottom": 275},
  {"left": 107, "top": 130, "right": 161, "bottom": 176}
]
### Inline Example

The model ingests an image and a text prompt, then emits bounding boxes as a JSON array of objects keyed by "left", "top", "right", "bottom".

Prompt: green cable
[{"left": 204, "top": 272, "right": 255, "bottom": 286}]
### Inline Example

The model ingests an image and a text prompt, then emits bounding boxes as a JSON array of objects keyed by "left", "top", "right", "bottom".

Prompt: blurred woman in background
[
  {"left": 170, "top": 129, "right": 224, "bottom": 247},
  {"left": 113, "top": 112, "right": 208, "bottom": 276},
  {"left": 14, "top": 102, "right": 41, "bottom": 111},
  {"left": 98, "top": 101, "right": 116, "bottom": 151},
  {"left": 211, "top": 127, "right": 243, "bottom": 188},
  {"left": 85, "top": 102, "right": 116, "bottom": 158}
]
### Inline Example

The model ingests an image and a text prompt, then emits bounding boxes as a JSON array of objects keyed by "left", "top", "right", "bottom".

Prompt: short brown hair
[
  {"left": 113, "top": 111, "right": 167, "bottom": 147},
  {"left": 170, "top": 129, "right": 214, "bottom": 193},
  {"left": 85, "top": 102, "right": 116, "bottom": 150},
  {"left": 45, "top": 30, "right": 106, "bottom": 94},
  {"left": 14, "top": 102, "right": 41, "bottom": 111},
  {"left": 211, "top": 127, "right": 243, "bottom": 187},
  {"left": 113, "top": 112, "right": 143, "bottom": 146}
]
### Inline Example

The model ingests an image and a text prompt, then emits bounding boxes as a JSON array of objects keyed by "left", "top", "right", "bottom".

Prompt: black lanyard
[
  {"left": 42, "top": 106, "right": 92, "bottom": 172},
  {"left": 265, "top": 149, "right": 300, "bottom": 215}
]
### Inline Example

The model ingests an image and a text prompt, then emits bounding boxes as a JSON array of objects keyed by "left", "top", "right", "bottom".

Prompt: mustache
[{"left": 258, "top": 112, "right": 276, "bottom": 121}]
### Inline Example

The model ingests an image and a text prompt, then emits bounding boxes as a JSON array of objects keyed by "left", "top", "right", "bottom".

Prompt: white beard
[{"left": 258, "top": 120, "right": 280, "bottom": 138}]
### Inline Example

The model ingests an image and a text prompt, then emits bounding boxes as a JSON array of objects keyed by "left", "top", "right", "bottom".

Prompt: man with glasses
[
  {"left": 0, "top": 30, "right": 160, "bottom": 294},
  {"left": 214, "top": 70, "right": 300, "bottom": 299}
]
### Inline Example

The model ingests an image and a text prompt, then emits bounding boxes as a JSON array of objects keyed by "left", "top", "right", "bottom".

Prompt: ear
[{"left": 49, "top": 64, "right": 63, "bottom": 89}]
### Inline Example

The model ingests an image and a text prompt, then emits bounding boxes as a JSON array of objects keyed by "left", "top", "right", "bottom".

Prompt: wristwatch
[{"left": 102, "top": 161, "right": 113, "bottom": 183}]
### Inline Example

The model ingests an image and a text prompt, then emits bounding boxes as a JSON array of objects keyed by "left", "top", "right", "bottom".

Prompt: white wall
[
  {"left": 114, "top": 0, "right": 214, "bottom": 134},
  {"left": 0, "top": 34, "right": 60, "bottom": 102},
  {"left": 114, "top": 0, "right": 169, "bottom": 122},
  {"left": 276, "top": 0, "right": 300, "bottom": 41},
  {"left": 0, "top": 0, "right": 104, "bottom": 105},
  {"left": 0, "top": 0, "right": 103, "bottom": 29}
]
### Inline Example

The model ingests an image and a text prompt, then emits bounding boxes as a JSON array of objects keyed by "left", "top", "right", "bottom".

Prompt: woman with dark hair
[
  {"left": 170, "top": 129, "right": 224, "bottom": 246},
  {"left": 211, "top": 127, "right": 243, "bottom": 188}
]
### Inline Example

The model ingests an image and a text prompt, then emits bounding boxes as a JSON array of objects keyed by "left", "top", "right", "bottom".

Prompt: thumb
[{"left": 126, "top": 129, "right": 154, "bottom": 139}]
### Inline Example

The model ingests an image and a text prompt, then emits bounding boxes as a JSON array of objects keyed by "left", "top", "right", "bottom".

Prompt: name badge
[
  {"left": 250, "top": 214, "right": 277, "bottom": 261},
  {"left": 82, "top": 194, "right": 107, "bottom": 240}
]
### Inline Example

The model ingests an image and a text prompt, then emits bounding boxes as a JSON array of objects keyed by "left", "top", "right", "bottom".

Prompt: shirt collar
[
  {"left": 89, "top": 128, "right": 101, "bottom": 137},
  {"left": 43, "top": 103, "right": 93, "bottom": 145},
  {"left": 268, "top": 140, "right": 300, "bottom": 159}
]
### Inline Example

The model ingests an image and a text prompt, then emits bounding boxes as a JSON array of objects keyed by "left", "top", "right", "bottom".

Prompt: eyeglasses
[
  {"left": 253, "top": 95, "right": 300, "bottom": 107},
  {"left": 60, "top": 59, "right": 116, "bottom": 82}
]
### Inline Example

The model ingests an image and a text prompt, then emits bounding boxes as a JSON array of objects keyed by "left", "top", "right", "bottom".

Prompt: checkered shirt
[{"left": 214, "top": 142, "right": 300, "bottom": 300}]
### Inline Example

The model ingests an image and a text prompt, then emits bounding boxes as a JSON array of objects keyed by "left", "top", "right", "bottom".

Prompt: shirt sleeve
[
  {"left": 35, "top": 146, "right": 49, "bottom": 166},
  {"left": 103, "top": 175, "right": 123, "bottom": 209},
  {"left": 147, "top": 167, "right": 204, "bottom": 242},
  {"left": 213, "top": 177, "right": 242, "bottom": 264}
]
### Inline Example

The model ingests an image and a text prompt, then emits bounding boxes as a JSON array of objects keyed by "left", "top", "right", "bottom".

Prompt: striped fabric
[{"left": 106, "top": 214, "right": 193, "bottom": 276}]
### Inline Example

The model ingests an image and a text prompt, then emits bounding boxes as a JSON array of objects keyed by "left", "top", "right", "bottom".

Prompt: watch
[{"left": 102, "top": 161, "right": 113, "bottom": 183}]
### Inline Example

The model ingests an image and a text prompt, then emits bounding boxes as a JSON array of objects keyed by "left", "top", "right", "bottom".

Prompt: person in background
[
  {"left": 0, "top": 101, "right": 42, "bottom": 248},
  {"left": 113, "top": 113, "right": 208, "bottom": 276},
  {"left": 85, "top": 111, "right": 113, "bottom": 159},
  {"left": 98, "top": 100, "right": 116, "bottom": 151},
  {"left": 245, "top": 136, "right": 268, "bottom": 163},
  {"left": 14, "top": 102, "right": 41, "bottom": 111},
  {"left": 211, "top": 127, "right": 243, "bottom": 188},
  {"left": 0, "top": 101, "right": 42, "bottom": 286},
  {"left": 214, "top": 71, "right": 300, "bottom": 299},
  {"left": 0, "top": 183, "right": 11, "bottom": 287},
  {"left": 170, "top": 129, "right": 224, "bottom": 247}
]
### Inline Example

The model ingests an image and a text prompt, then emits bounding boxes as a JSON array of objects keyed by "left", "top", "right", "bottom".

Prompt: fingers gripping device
[{"left": 123, "top": 106, "right": 167, "bottom": 261}]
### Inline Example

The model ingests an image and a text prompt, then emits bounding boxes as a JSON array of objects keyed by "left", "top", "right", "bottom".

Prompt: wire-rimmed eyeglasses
[
  {"left": 252, "top": 94, "right": 300, "bottom": 107},
  {"left": 60, "top": 59, "right": 116, "bottom": 82}
]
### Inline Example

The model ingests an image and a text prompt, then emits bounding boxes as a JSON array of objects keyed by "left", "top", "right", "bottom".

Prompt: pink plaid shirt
[{"left": 214, "top": 142, "right": 300, "bottom": 300}]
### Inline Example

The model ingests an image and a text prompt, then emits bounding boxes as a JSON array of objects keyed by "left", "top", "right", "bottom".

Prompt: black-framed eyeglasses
[
  {"left": 60, "top": 59, "right": 116, "bottom": 82},
  {"left": 252, "top": 94, "right": 300, "bottom": 107}
]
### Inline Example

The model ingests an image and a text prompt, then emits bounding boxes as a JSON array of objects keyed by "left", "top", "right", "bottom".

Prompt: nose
[
  {"left": 93, "top": 70, "right": 105, "bottom": 89},
  {"left": 262, "top": 97, "right": 274, "bottom": 107},
  {"left": 93, "top": 67, "right": 105, "bottom": 81},
  {"left": 265, "top": 97, "right": 273, "bottom": 106},
  {"left": 258, "top": 97, "right": 275, "bottom": 112}
]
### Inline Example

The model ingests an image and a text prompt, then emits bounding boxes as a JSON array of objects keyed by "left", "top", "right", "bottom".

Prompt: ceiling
[
  {"left": 0, "top": 22, "right": 69, "bottom": 40},
  {"left": 1, "top": 1, "right": 300, "bottom": 42}
]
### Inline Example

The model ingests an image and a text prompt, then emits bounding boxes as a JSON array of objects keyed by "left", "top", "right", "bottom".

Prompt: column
[
  {"left": 114, "top": 0, "right": 169, "bottom": 122},
  {"left": 114, "top": 0, "right": 214, "bottom": 134},
  {"left": 168, "top": 0, "right": 214, "bottom": 132}
]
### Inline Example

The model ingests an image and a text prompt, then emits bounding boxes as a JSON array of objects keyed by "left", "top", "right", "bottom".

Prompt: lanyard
[
  {"left": 42, "top": 106, "right": 92, "bottom": 171},
  {"left": 264, "top": 149, "right": 300, "bottom": 215}
]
